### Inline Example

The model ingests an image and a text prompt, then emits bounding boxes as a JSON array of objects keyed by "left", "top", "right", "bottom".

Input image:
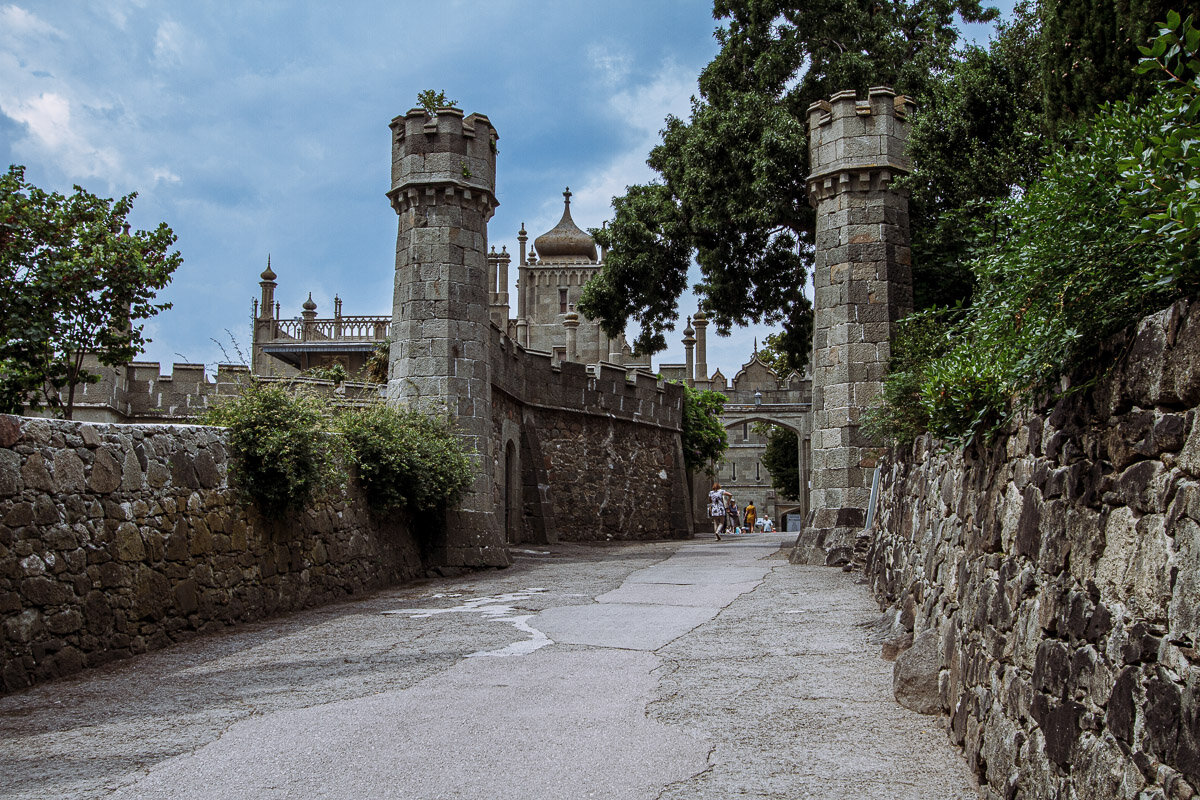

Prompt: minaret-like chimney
[
  {"left": 693, "top": 310, "right": 709, "bottom": 386},
  {"left": 258, "top": 255, "right": 277, "bottom": 319},
  {"left": 682, "top": 316, "right": 696, "bottom": 386}
]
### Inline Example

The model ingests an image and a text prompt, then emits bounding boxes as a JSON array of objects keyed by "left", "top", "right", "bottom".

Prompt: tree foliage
[
  {"left": 336, "top": 405, "right": 473, "bottom": 515},
  {"left": 678, "top": 382, "right": 729, "bottom": 475},
  {"left": 0, "top": 165, "right": 181, "bottom": 418},
  {"left": 579, "top": 0, "right": 998, "bottom": 357},
  {"left": 416, "top": 89, "right": 458, "bottom": 113},
  {"left": 1041, "top": 0, "right": 1187, "bottom": 131},
  {"left": 760, "top": 425, "right": 801, "bottom": 500},
  {"left": 866, "top": 15, "right": 1196, "bottom": 446}
]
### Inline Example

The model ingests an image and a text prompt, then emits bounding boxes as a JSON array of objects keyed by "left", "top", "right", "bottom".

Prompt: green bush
[
  {"left": 203, "top": 380, "right": 341, "bottom": 515},
  {"left": 335, "top": 405, "right": 473, "bottom": 514}
]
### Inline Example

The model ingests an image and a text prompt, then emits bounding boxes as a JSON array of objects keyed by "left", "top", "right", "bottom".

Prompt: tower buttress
[
  {"left": 791, "top": 87, "right": 914, "bottom": 566},
  {"left": 386, "top": 104, "right": 509, "bottom": 568}
]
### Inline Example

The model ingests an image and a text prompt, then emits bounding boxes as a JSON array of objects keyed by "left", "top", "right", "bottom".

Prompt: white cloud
[
  {"left": 0, "top": 91, "right": 122, "bottom": 179},
  {"left": 0, "top": 5, "right": 62, "bottom": 42},
  {"left": 153, "top": 19, "right": 185, "bottom": 66},
  {"left": 587, "top": 43, "right": 632, "bottom": 87}
]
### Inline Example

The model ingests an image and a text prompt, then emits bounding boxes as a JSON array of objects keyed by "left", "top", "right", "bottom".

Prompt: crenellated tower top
[
  {"left": 387, "top": 106, "right": 499, "bottom": 214},
  {"left": 806, "top": 87, "right": 916, "bottom": 206}
]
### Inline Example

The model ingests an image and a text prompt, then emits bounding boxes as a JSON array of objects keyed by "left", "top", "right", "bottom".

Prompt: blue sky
[{"left": 1, "top": 1, "right": 1009, "bottom": 381}]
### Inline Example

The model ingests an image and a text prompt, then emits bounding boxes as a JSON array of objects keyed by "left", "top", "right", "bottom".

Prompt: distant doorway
[{"left": 504, "top": 440, "right": 518, "bottom": 543}]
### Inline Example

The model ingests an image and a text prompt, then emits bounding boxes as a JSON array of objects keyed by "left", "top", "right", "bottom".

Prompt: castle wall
[
  {"left": 0, "top": 415, "right": 423, "bottom": 695},
  {"left": 488, "top": 327, "right": 693, "bottom": 542},
  {"left": 864, "top": 299, "right": 1200, "bottom": 799}
]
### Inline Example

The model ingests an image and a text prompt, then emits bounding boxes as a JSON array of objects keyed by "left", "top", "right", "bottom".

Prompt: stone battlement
[
  {"left": 388, "top": 106, "right": 498, "bottom": 206},
  {"left": 806, "top": 87, "right": 915, "bottom": 204}
]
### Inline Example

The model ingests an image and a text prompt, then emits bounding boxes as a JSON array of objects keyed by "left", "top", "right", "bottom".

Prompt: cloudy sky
[{"left": 1, "top": 1, "right": 1007, "bottom": 381}]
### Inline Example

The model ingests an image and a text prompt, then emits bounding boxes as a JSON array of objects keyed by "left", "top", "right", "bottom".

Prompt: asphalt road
[{"left": 0, "top": 531, "right": 979, "bottom": 799}]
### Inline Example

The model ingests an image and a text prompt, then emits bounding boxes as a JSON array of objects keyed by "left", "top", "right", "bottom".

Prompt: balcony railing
[{"left": 267, "top": 315, "right": 390, "bottom": 342}]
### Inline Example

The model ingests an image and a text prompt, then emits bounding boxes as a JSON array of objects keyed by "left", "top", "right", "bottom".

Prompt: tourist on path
[
  {"left": 743, "top": 501, "right": 757, "bottom": 533},
  {"left": 727, "top": 497, "right": 741, "bottom": 534},
  {"left": 709, "top": 482, "right": 731, "bottom": 540}
]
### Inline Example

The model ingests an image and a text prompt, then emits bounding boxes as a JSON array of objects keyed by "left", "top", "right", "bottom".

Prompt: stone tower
[
  {"left": 386, "top": 106, "right": 509, "bottom": 568},
  {"left": 791, "top": 87, "right": 914, "bottom": 566}
]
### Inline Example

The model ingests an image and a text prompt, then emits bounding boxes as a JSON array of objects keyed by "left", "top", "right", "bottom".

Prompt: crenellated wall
[
  {"left": 0, "top": 415, "right": 423, "bottom": 694},
  {"left": 487, "top": 326, "right": 693, "bottom": 544},
  {"left": 865, "top": 299, "right": 1200, "bottom": 799}
]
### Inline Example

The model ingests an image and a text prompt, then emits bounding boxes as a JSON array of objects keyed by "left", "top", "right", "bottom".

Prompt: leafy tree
[
  {"left": 579, "top": 0, "right": 998, "bottom": 357},
  {"left": 416, "top": 89, "right": 458, "bottom": 113},
  {"left": 760, "top": 425, "right": 801, "bottom": 500},
  {"left": 679, "top": 382, "right": 729, "bottom": 476},
  {"left": 0, "top": 166, "right": 181, "bottom": 418},
  {"left": 903, "top": 1, "right": 1049, "bottom": 308},
  {"left": 1041, "top": 0, "right": 1188, "bottom": 131}
]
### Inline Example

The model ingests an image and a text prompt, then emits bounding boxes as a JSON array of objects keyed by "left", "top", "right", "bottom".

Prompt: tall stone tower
[
  {"left": 386, "top": 106, "right": 509, "bottom": 568},
  {"left": 791, "top": 87, "right": 914, "bottom": 566}
]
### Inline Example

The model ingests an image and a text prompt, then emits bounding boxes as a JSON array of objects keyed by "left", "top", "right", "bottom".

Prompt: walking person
[
  {"left": 709, "top": 482, "right": 731, "bottom": 540},
  {"left": 743, "top": 500, "right": 757, "bottom": 533},
  {"left": 727, "top": 497, "right": 740, "bottom": 534}
]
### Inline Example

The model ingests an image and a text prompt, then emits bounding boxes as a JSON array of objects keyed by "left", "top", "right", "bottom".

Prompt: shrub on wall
[
  {"left": 202, "top": 381, "right": 341, "bottom": 514},
  {"left": 335, "top": 405, "right": 473, "bottom": 514}
]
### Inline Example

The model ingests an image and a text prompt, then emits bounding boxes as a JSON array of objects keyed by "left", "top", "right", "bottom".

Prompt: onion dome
[
  {"left": 302, "top": 293, "right": 317, "bottom": 312},
  {"left": 260, "top": 255, "right": 276, "bottom": 282},
  {"left": 533, "top": 187, "right": 597, "bottom": 261}
]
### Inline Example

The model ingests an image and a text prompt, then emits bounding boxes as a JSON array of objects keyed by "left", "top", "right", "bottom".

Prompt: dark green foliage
[
  {"left": 903, "top": 2, "right": 1049, "bottom": 309},
  {"left": 1121, "top": 10, "right": 1200, "bottom": 278},
  {"left": 301, "top": 362, "right": 348, "bottom": 384},
  {"left": 679, "top": 383, "right": 729, "bottom": 475},
  {"left": 583, "top": 0, "right": 997, "bottom": 357},
  {"left": 0, "top": 165, "right": 181, "bottom": 418},
  {"left": 861, "top": 308, "right": 962, "bottom": 445},
  {"left": 203, "top": 381, "right": 341, "bottom": 515},
  {"left": 1041, "top": 0, "right": 1191, "bottom": 131},
  {"left": 366, "top": 340, "right": 390, "bottom": 384},
  {"left": 760, "top": 425, "right": 800, "bottom": 500},
  {"left": 870, "top": 46, "right": 1189, "bottom": 445},
  {"left": 581, "top": 184, "right": 692, "bottom": 354},
  {"left": 335, "top": 405, "right": 473, "bottom": 515}
]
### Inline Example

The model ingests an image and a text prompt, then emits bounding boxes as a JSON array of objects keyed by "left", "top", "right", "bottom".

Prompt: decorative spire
[
  {"left": 302, "top": 292, "right": 317, "bottom": 312},
  {"left": 260, "top": 254, "right": 277, "bottom": 282},
  {"left": 753, "top": 337, "right": 758, "bottom": 355},
  {"left": 563, "top": 186, "right": 571, "bottom": 205}
]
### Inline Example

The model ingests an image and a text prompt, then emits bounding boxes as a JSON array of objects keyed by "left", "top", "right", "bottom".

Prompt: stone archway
[
  {"left": 504, "top": 439, "right": 519, "bottom": 544},
  {"left": 715, "top": 411, "right": 811, "bottom": 527}
]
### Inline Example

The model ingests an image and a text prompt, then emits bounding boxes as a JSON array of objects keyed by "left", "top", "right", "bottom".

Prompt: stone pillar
[
  {"left": 693, "top": 310, "right": 709, "bottom": 387},
  {"left": 563, "top": 309, "right": 579, "bottom": 362},
  {"left": 386, "top": 105, "right": 510, "bottom": 568},
  {"left": 790, "top": 87, "right": 914, "bottom": 566}
]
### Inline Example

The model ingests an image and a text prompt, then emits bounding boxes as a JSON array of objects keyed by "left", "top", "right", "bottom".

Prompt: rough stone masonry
[{"left": 792, "top": 88, "right": 915, "bottom": 566}]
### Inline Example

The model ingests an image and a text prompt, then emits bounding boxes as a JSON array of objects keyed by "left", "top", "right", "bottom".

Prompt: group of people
[{"left": 708, "top": 482, "right": 762, "bottom": 541}]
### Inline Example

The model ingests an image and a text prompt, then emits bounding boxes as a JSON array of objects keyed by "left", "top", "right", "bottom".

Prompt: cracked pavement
[{"left": 0, "top": 533, "right": 978, "bottom": 799}]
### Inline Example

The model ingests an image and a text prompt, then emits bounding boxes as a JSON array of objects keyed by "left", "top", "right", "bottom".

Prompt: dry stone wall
[
  {"left": 866, "top": 300, "right": 1200, "bottom": 799},
  {"left": 0, "top": 416, "right": 422, "bottom": 694}
]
